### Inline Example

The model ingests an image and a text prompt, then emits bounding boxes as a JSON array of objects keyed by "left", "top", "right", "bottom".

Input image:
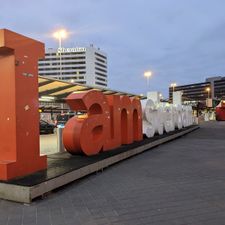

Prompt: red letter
[
  {"left": 104, "top": 96, "right": 143, "bottom": 149},
  {"left": 63, "top": 90, "right": 110, "bottom": 156},
  {"left": 0, "top": 29, "right": 47, "bottom": 180}
]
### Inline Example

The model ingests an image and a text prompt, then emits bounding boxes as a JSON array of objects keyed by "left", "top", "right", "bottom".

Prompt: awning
[{"left": 38, "top": 76, "right": 146, "bottom": 101}]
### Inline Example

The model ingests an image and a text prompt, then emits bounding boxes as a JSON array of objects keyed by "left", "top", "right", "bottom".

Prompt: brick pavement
[{"left": 1, "top": 121, "right": 225, "bottom": 225}]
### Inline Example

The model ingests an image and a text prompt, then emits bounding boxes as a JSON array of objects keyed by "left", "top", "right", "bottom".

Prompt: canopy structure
[{"left": 38, "top": 76, "right": 146, "bottom": 102}]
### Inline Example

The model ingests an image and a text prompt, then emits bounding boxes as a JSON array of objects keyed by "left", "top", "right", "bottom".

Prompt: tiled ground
[{"left": 1, "top": 121, "right": 225, "bottom": 225}]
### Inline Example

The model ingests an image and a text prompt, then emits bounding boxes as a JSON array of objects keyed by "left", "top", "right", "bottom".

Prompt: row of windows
[
  {"left": 95, "top": 62, "right": 107, "bottom": 69},
  {"left": 62, "top": 71, "right": 85, "bottom": 75},
  {"left": 94, "top": 52, "right": 107, "bottom": 60},
  {"left": 96, "top": 77, "right": 106, "bottom": 82},
  {"left": 95, "top": 57, "right": 106, "bottom": 64},
  {"left": 95, "top": 67, "right": 107, "bottom": 73},
  {"left": 214, "top": 84, "right": 225, "bottom": 89},
  {"left": 45, "top": 52, "right": 85, "bottom": 56},
  {"left": 39, "top": 71, "right": 86, "bottom": 76},
  {"left": 169, "top": 89, "right": 209, "bottom": 95},
  {"left": 39, "top": 66, "right": 86, "bottom": 71},
  {"left": 95, "top": 72, "right": 107, "bottom": 78},
  {"left": 170, "top": 86, "right": 210, "bottom": 92},
  {"left": 171, "top": 89, "right": 210, "bottom": 94},
  {"left": 171, "top": 83, "right": 210, "bottom": 90},
  {"left": 39, "top": 61, "right": 85, "bottom": 66},
  {"left": 215, "top": 92, "right": 225, "bottom": 96},
  {"left": 55, "top": 75, "right": 85, "bottom": 79},
  {"left": 77, "top": 76, "right": 84, "bottom": 79},
  {"left": 39, "top": 56, "right": 86, "bottom": 61},
  {"left": 95, "top": 81, "right": 107, "bottom": 86},
  {"left": 60, "top": 76, "right": 85, "bottom": 80},
  {"left": 54, "top": 77, "right": 86, "bottom": 84},
  {"left": 39, "top": 72, "right": 59, "bottom": 76},
  {"left": 169, "top": 92, "right": 209, "bottom": 98}
]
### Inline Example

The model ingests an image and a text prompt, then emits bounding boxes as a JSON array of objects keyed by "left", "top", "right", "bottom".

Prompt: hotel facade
[{"left": 38, "top": 46, "right": 108, "bottom": 88}]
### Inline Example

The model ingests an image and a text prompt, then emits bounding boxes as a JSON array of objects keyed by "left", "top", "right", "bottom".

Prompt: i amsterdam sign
[{"left": 0, "top": 29, "right": 193, "bottom": 180}]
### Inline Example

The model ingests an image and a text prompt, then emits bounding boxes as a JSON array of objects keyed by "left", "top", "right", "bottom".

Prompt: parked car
[
  {"left": 40, "top": 120, "right": 55, "bottom": 134},
  {"left": 55, "top": 113, "right": 75, "bottom": 128},
  {"left": 55, "top": 112, "right": 87, "bottom": 128}
]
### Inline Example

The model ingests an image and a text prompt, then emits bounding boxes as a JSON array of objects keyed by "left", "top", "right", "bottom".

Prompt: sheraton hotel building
[{"left": 38, "top": 45, "right": 108, "bottom": 88}]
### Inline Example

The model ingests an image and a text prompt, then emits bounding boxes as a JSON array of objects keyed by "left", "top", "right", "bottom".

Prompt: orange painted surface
[
  {"left": 63, "top": 90, "right": 111, "bottom": 155},
  {"left": 63, "top": 90, "right": 143, "bottom": 156},
  {"left": 0, "top": 29, "right": 47, "bottom": 180},
  {"left": 103, "top": 95, "right": 122, "bottom": 150}
]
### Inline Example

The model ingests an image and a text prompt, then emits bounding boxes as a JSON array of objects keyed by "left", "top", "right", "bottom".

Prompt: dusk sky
[{"left": 1, "top": 0, "right": 225, "bottom": 97}]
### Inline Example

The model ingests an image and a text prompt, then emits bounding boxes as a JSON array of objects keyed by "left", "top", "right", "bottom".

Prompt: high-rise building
[{"left": 38, "top": 46, "right": 108, "bottom": 88}]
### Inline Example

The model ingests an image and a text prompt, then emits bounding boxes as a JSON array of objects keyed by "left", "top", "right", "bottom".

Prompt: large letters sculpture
[
  {"left": 142, "top": 99, "right": 193, "bottom": 138},
  {"left": 0, "top": 29, "right": 46, "bottom": 180},
  {"left": 63, "top": 90, "right": 143, "bottom": 155}
]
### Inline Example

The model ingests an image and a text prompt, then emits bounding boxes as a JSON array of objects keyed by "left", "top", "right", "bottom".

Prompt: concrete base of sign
[{"left": 0, "top": 125, "right": 199, "bottom": 203}]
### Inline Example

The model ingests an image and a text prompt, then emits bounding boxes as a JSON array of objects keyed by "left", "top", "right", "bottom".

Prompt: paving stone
[{"left": 1, "top": 121, "right": 225, "bottom": 225}]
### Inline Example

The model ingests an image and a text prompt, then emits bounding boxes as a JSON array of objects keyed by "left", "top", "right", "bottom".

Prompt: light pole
[
  {"left": 53, "top": 29, "right": 68, "bottom": 79},
  {"left": 144, "top": 71, "right": 152, "bottom": 89},
  {"left": 170, "top": 83, "right": 177, "bottom": 102},
  {"left": 159, "top": 93, "right": 163, "bottom": 100},
  {"left": 170, "top": 83, "right": 177, "bottom": 92},
  {"left": 206, "top": 87, "right": 210, "bottom": 99},
  {"left": 53, "top": 29, "right": 68, "bottom": 113}
]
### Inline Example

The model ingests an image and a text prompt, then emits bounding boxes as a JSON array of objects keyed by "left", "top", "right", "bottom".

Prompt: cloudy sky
[{"left": 1, "top": 0, "right": 225, "bottom": 97}]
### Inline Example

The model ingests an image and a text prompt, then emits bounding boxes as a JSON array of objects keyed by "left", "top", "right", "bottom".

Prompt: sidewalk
[{"left": 1, "top": 121, "right": 225, "bottom": 225}]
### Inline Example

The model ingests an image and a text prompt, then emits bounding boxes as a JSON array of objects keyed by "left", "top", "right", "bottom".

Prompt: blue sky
[{"left": 1, "top": 0, "right": 225, "bottom": 97}]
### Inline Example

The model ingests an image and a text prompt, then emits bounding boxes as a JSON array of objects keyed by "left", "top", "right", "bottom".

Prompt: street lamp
[
  {"left": 53, "top": 29, "right": 68, "bottom": 79},
  {"left": 53, "top": 29, "right": 68, "bottom": 48},
  {"left": 144, "top": 71, "right": 152, "bottom": 89},
  {"left": 170, "top": 83, "right": 177, "bottom": 92},
  {"left": 170, "top": 83, "right": 177, "bottom": 103},
  {"left": 159, "top": 93, "right": 163, "bottom": 99},
  {"left": 206, "top": 87, "right": 210, "bottom": 99}
]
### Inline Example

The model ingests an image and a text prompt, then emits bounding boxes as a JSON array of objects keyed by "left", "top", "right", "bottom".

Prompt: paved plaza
[{"left": 1, "top": 121, "right": 225, "bottom": 225}]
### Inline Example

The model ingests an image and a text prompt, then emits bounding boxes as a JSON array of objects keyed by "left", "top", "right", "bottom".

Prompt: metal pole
[
  {"left": 147, "top": 77, "right": 149, "bottom": 89},
  {"left": 59, "top": 37, "right": 62, "bottom": 80},
  {"left": 59, "top": 36, "right": 64, "bottom": 113}
]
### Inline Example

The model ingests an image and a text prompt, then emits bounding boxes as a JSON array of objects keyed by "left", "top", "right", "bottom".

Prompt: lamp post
[
  {"left": 53, "top": 29, "right": 68, "bottom": 113},
  {"left": 206, "top": 87, "right": 210, "bottom": 99},
  {"left": 159, "top": 93, "right": 163, "bottom": 99},
  {"left": 170, "top": 83, "right": 177, "bottom": 103},
  {"left": 170, "top": 83, "right": 177, "bottom": 92},
  {"left": 53, "top": 29, "right": 68, "bottom": 79},
  {"left": 144, "top": 71, "right": 152, "bottom": 89}
]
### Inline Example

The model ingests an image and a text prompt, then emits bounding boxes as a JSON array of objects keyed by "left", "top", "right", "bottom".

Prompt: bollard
[{"left": 57, "top": 128, "right": 65, "bottom": 153}]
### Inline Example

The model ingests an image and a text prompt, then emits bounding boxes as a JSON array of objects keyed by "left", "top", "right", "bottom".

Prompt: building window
[
  {"left": 95, "top": 67, "right": 107, "bottom": 73},
  {"left": 95, "top": 62, "right": 107, "bottom": 68},
  {"left": 95, "top": 72, "right": 107, "bottom": 77},
  {"left": 96, "top": 77, "right": 106, "bottom": 82},
  {"left": 95, "top": 81, "right": 107, "bottom": 86},
  {"left": 95, "top": 57, "right": 106, "bottom": 64},
  {"left": 94, "top": 52, "right": 107, "bottom": 60}
]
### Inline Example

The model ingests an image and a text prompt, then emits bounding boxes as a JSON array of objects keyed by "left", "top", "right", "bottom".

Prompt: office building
[
  {"left": 169, "top": 76, "right": 225, "bottom": 102},
  {"left": 38, "top": 46, "right": 108, "bottom": 88},
  {"left": 214, "top": 77, "right": 225, "bottom": 99}
]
